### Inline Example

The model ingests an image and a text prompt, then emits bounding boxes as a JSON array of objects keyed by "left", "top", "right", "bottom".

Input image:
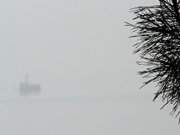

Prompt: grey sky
[{"left": 0, "top": 0, "right": 179, "bottom": 134}]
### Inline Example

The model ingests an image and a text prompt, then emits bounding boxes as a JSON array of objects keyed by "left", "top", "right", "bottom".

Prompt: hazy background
[{"left": 0, "top": 0, "right": 179, "bottom": 134}]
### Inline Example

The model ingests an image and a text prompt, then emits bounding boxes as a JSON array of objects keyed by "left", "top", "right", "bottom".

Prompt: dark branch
[{"left": 128, "top": 0, "right": 180, "bottom": 118}]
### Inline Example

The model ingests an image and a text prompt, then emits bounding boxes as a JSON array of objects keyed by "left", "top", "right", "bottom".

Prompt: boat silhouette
[{"left": 19, "top": 75, "right": 41, "bottom": 96}]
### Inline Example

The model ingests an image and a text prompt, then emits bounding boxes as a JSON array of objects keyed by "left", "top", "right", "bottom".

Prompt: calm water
[{"left": 0, "top": 95, "right": 178, "bottom": 135}]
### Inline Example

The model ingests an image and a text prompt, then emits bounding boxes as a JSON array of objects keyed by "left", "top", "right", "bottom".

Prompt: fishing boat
[{"left": 19, "top": 75, "right": 41, "bottom": 96}]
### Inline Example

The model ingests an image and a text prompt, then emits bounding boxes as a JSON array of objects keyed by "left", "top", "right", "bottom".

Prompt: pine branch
[{"left": 128, "top": 0, "right": 180, "bottom": 118}]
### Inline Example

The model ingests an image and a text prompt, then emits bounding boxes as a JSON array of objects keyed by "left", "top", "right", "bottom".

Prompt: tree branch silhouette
[{"left": 127, "top": 0, "right": 180, "bottom": 117}]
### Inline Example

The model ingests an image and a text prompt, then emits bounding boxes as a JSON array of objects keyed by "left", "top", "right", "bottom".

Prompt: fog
[{"left": 0, "top": 0, "right": 179, "bottom": 134}]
